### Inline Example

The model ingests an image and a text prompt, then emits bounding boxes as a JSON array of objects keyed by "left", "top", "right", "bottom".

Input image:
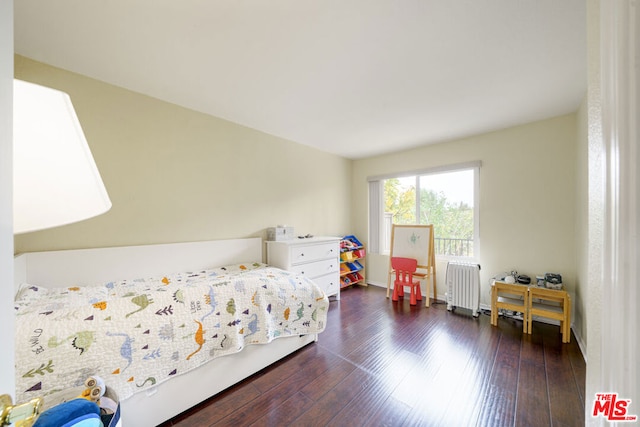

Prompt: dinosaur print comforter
[{"left": 14, "top": 263, "right": 329, "bottom": 403}]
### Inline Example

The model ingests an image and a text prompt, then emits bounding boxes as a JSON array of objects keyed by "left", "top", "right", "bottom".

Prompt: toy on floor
[{"left": 78, "top": 377, "right": 105, "bottom": 403}]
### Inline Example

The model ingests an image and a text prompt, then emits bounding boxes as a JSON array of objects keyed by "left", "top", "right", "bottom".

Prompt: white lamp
[{"left": 13, "top": 79, "right": 111, "bottom": 234}]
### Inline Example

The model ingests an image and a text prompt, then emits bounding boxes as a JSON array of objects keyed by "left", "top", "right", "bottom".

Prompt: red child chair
[{"left": 391, "top": 257, "right": 422, "bottom": 306}]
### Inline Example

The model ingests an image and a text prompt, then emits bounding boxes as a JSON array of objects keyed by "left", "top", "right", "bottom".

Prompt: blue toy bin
[{"left": 341, "top": 235, "right": 363, "bottom": 249}]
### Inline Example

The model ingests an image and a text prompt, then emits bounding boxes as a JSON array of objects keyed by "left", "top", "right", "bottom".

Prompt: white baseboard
[{"left": 571, "top": 327, "right": 587, "bottom": 363}]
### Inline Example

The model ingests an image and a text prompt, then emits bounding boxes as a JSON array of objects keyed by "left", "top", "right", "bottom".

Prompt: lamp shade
[{"left": 13, "top": 79, "right": 111, "bottom": 234}]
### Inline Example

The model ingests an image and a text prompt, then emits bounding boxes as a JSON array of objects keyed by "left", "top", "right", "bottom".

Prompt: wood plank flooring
[{"left": 159, "top": 285, "right": 586, "bottom": 427}]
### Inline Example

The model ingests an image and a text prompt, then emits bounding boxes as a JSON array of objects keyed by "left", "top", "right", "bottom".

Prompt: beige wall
[
  {"left": 14, "top": 56, "right": 352, "bottom": 255},
  {"left": 352, "top": 114, "right": 578, "bottom": 311}
]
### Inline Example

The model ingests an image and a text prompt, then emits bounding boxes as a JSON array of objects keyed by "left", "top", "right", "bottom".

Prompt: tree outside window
[{"left": 383, "top": 169, "right": 475, "bottom": 257}]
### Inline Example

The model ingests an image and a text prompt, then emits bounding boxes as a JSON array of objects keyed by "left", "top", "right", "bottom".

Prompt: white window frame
[{"left": 368, "top": 161, "right": 481, "bottom": 262}]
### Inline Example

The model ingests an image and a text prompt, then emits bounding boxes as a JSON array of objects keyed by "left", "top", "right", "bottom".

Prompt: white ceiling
[{"left": 14, "top": 0, "right": 586, "bottom": 159}]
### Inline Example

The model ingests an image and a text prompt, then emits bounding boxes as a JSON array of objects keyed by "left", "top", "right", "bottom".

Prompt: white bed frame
[{"left": 14, "top": 238, "right": 318, "bottom": 427}]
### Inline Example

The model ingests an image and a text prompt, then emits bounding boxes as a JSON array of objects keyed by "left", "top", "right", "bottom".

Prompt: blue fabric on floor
[
  {"left": 33, "top": 398, "right": 100, "bottom": 427},
  {"left": 60, "top": 413, "right": 102, "bottom": 427}
]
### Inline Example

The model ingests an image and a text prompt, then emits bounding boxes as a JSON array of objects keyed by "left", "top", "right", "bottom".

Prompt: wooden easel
[{"left": 386, "top": 224, "right": 437, "bottom": 307}]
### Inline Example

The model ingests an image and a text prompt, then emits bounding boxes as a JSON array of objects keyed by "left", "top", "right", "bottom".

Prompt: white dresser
[{"left": 266, "top": 236, "right": 341, "bottom": 300}]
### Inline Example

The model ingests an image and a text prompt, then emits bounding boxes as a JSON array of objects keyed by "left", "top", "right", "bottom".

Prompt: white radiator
[{"left": 446, "top": 261, "right": 481, "bottom": 317}]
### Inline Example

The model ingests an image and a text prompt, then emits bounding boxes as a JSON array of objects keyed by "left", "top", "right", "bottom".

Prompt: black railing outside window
[
  {"left": 383, "top": 214, "right": 473, "bottom": 257},
  {"left": 434, "top": 237, "right": 473, "bottom": 257}
]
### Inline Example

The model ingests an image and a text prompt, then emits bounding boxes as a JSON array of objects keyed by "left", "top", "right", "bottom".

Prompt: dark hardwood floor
[{"left": 159, "top": 285, "right": 586, "bottom": 427}]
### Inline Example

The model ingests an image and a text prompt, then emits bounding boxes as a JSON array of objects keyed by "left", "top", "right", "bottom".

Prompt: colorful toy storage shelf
[{"left": 340, "top": 235, "right": 366, "bottom": 288}]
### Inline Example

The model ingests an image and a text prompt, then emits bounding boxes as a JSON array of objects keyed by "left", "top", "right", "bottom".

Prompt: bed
[{"left": 13, "top": 238, "right": 328, "bottom": 426}]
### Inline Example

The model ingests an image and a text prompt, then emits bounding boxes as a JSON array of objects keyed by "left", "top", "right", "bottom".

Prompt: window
[{"left": 369, "top": 162, "right": 480, "bottom": 259}]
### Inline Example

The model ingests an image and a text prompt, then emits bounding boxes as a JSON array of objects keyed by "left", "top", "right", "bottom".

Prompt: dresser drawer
[
  {"left": 290, "top": 258, "right": 338, "bottom": 278},
  {"left": 266, "top": 237, "right": 341, "bottom": 300},
  {"left": 312, "top": 273, "right": 340, "bottom": 296},
  {"left": 290, "top": 242, "right": 338, "bottom": 264}
]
